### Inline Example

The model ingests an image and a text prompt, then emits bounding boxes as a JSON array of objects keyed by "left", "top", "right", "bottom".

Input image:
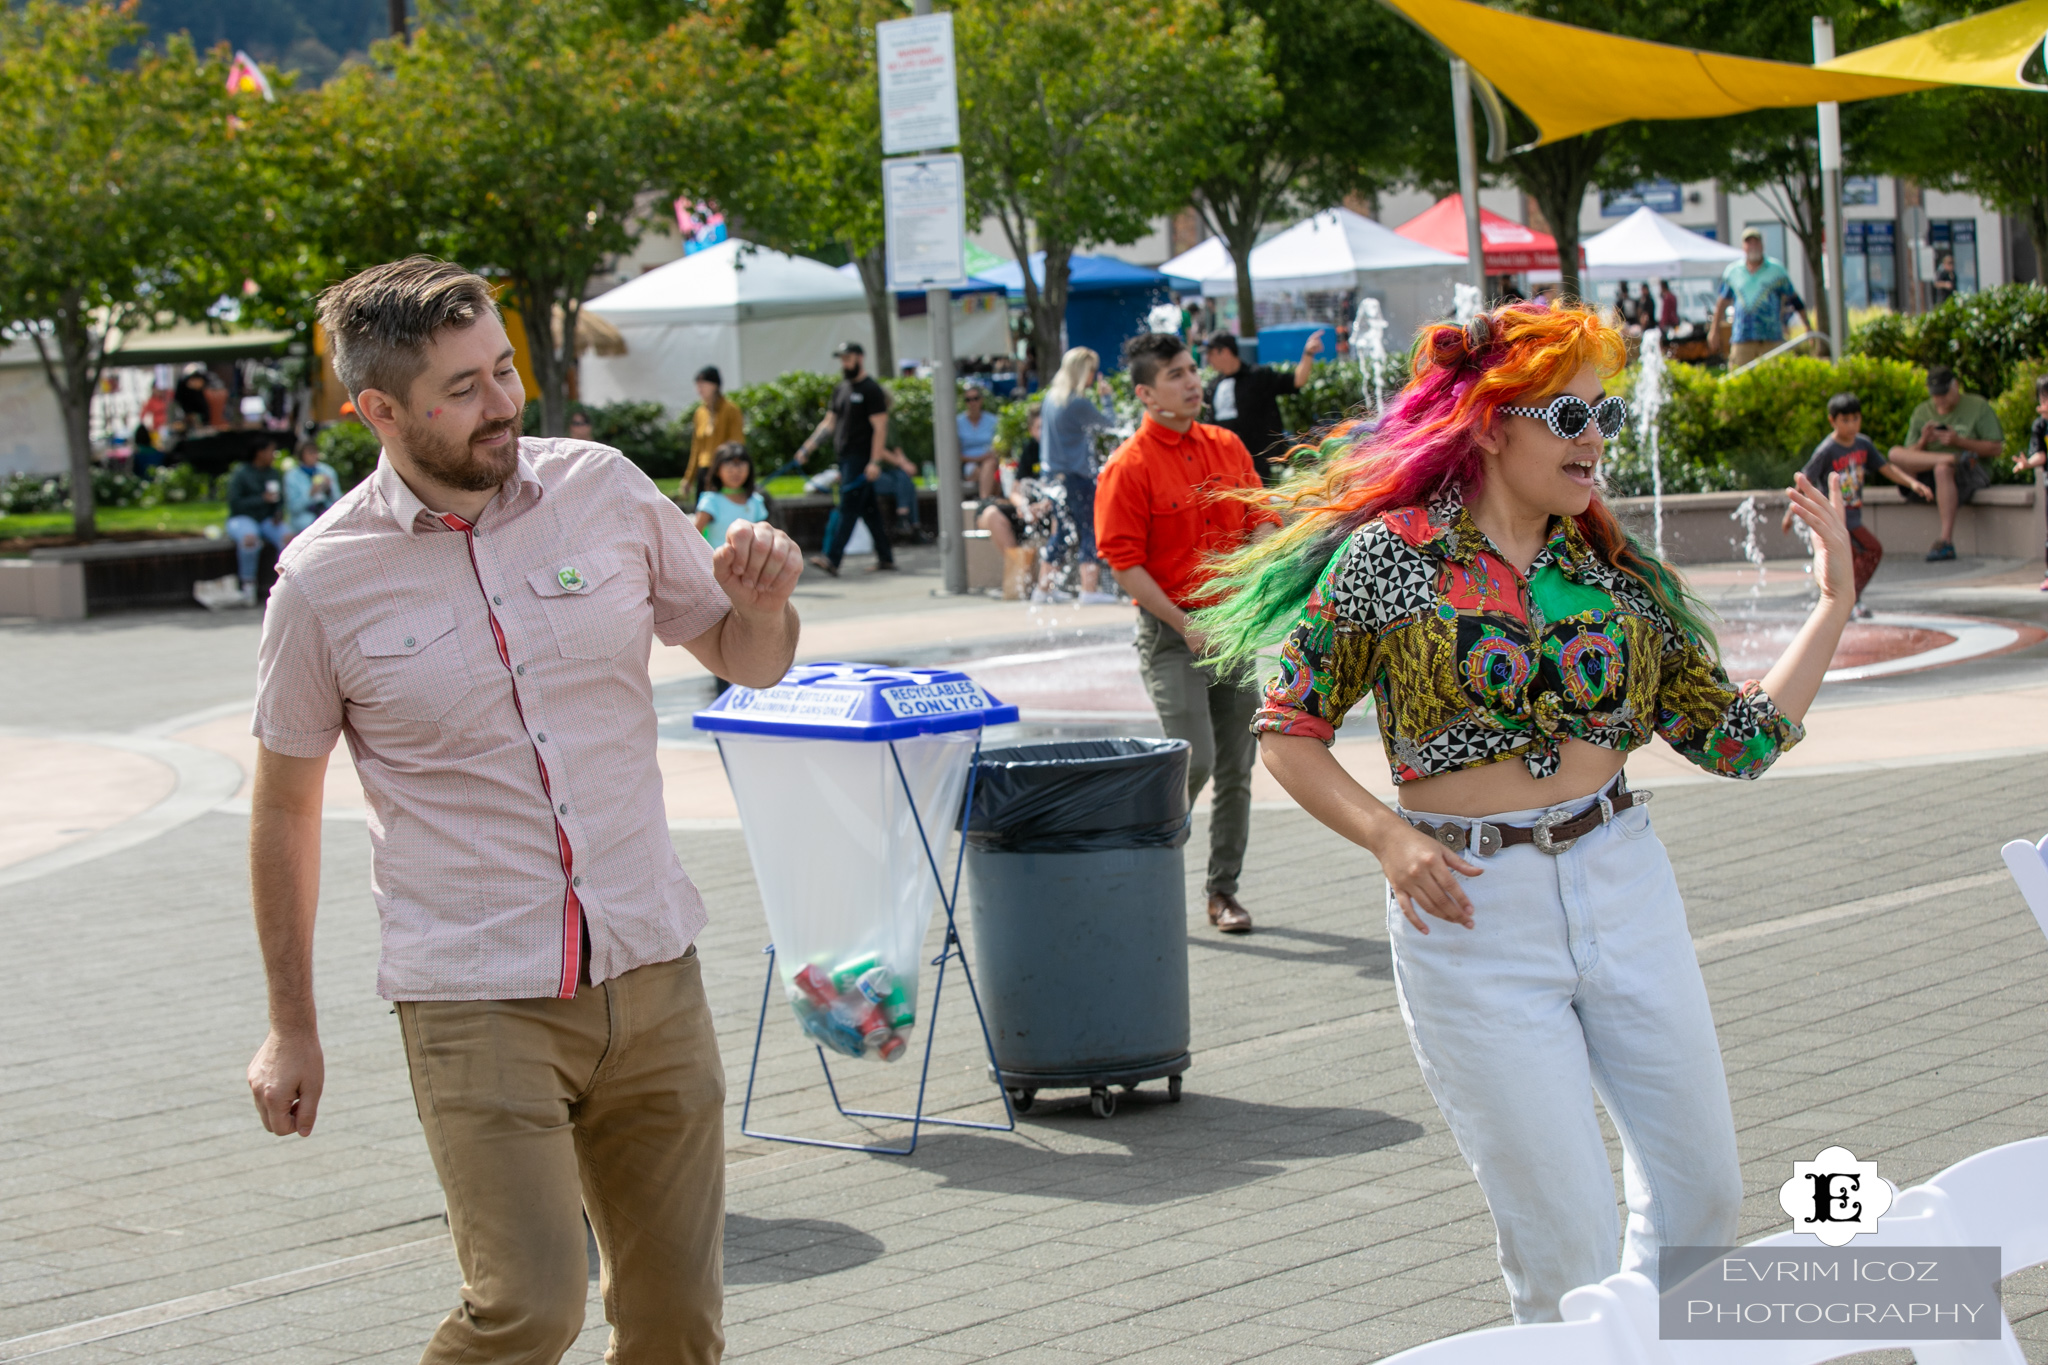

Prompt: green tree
[
  {"left": 1186, "top": 0, "right": 1434, "bottom": 342},
  {"left": 308, "top": 0, "right": 733, "bottom": 434},
  {"left": 956, "top": 0, "right": 1264, "bottom": 381},
  {"left": 712, "top": 0, "right": 899, "bottom": 376},
  {"left": 0, "top": 1, "right": 250, "bottom": 541}
]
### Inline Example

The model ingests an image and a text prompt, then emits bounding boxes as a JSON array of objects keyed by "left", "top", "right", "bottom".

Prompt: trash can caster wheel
[
  {"left": 1168, "top": 1074, "right": 1182, "bottom": 1103},
  {"left": 1007, "top": 1088, "right": 1035, "bottom": 1113},
  {"left": 1090, "top": 1086, "right": 1117, "bottom": 1119}
]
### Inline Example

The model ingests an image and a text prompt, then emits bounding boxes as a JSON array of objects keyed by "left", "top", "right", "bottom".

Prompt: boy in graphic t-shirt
[
  {"left": 2015, "top": 374, "right": 2048, "bottom": 592},
  {"left": 1783, "top": 391, "right": 1931, "bottom": 617}
]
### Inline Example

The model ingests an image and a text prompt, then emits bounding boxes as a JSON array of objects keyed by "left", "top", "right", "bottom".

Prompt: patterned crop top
[{"left": 1251, "top": 491, "right": 1805, "bottom": 784}]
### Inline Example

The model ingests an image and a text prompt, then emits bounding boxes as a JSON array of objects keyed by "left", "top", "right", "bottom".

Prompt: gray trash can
[{"left": 964, "top": 738, "right": 1193, "bottom": 1118}]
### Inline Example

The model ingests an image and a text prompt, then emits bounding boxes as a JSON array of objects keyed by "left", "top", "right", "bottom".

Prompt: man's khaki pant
[
  {"left": 1135, "top": 608, "right": 1258, "bottom": 896},
  {"left": 397, "top": 951, "right": 725, "bottom": 1365}
]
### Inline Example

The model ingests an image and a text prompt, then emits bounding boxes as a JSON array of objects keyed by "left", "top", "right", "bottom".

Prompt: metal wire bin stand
[{"left": 694, "top": 663, "right": 1021, "bottom": 1156}]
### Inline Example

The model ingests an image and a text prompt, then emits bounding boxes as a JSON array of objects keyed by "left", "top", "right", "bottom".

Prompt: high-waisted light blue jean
[{"left": 1387, "top": 787, "right": 1743, "bottom": 1324}]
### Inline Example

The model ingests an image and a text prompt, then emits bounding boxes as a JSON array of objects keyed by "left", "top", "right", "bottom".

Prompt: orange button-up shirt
[
  {"left": 253, "top": 439, "right": 733, "bottom": 1002},
  {"left": 1094, "top": 415, "right": 1276, "bottom": 609}
]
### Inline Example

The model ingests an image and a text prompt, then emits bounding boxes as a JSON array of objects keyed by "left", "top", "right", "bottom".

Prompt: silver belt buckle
[{"left": 1531, "top": 808, "right": 1578, "bottom": 855}]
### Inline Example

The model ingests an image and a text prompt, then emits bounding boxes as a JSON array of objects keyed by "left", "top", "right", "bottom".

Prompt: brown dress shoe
[{"left": 1207, "top": 892, "right": 1252, "bottom": 933}]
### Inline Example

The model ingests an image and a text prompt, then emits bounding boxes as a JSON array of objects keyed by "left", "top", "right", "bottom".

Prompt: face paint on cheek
[{"left": 427, "top": 408, "right": 443, "bottom": 419}]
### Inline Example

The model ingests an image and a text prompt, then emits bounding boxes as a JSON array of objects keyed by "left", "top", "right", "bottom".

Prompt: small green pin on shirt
[{"left": 558, "top": 566, "right": 584, "bottom": 591}]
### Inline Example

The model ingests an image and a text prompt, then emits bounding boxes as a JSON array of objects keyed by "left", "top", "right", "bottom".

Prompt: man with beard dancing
[{"left": 244, "top": 257, "right": 802, "bottom": 1363}]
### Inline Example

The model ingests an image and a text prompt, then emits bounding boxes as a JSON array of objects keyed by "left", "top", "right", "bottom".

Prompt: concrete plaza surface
[{"left": 2, "top": 546, "right": 2047, "bottom": 1363}]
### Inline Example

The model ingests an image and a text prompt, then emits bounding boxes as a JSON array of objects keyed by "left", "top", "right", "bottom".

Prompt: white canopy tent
[
  {"left": 1581, "top": 206, "right": 1743, "bottom": 281},
  {"left": 580, "top": 239, "right": 872, "bottom": 410},
  {"left": 1159, "top": 208, "right": 1464, "bottom": 355}
]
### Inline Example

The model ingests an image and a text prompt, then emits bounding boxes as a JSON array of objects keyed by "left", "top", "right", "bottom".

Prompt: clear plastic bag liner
[
  {"left": 966, "top": 738, "right": 1193, "bottom": 852},
  {"left": 717, "top": 731, "right": 978, "bottom": 1062}
]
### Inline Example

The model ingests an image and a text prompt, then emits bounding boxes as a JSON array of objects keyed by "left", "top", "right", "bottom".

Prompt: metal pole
[
  {"left": 1814, "top": 17, "right": 1847, "bottom": 358},
  {"left": 1449, "top": 59, "right": 1487, "bottom": 300},
  {"left": 913, "top": 0, "right": 967, "bottom": 595}
]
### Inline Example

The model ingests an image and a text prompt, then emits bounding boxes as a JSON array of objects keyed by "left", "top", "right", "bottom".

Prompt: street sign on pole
[
  {"left": 884, "top": 155, "right": 969, "bottom": 292},
  {"left": 890, "top": 0, "right": 967, "bottom": 596},
  {"left": 878, "top": 14, "right": 959, "bottom": 156}
]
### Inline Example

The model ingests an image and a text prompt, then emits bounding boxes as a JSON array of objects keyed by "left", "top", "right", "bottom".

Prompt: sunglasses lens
[
  {"left": 1551, "top": 398, "right": 1591, "bottom": 437},
  {"left": 1594, "top": 397, "right": 1628, "bottom": 438}
]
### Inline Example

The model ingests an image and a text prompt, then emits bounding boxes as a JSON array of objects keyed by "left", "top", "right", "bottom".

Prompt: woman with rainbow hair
[{"left": 1194, "top": 300, "right": 1853, "bottom": 1323}]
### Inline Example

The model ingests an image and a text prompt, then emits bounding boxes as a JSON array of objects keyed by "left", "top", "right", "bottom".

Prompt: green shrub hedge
[
  {"left": 1607, "top": 350, "right": 2043, "bottom": 497},
  {"left": 1849, "top": 284, "right": 2048, "bottom": 399}
]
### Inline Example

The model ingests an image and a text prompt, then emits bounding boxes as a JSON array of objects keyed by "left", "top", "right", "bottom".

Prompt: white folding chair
[
  {"left": 1376, "top": 1274, "right": 1662, "bottom": 1365},
  {"left": 2000, "top": 834, "right": 2048, "bottom": 940}
]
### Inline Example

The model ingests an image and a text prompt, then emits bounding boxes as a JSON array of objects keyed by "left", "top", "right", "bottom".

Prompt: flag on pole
[{"left": 225, "top": 51, "right": 275, "bottom": 102}]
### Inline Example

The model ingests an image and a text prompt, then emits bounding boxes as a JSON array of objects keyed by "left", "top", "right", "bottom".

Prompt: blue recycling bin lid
[{"left": 693, "top": 662, "right": 1020, "bottom": 742}]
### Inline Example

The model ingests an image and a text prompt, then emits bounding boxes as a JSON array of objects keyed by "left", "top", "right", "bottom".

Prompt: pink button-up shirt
[{"left": 253, "top": 438, "right": 733, "bottom": 1001}]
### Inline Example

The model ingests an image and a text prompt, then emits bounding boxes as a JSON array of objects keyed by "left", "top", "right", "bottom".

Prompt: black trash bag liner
[{"left": 967, "top": 738, "right": 1192, "bottom": 852}]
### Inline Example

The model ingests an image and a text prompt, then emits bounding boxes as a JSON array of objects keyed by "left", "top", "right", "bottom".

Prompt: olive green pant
[
  {"left": 397, "top": 950, "right": 725, "bottom": 1365},
  {"left": 1136, "top": 608, "right": 1259, "bottom": 897}
]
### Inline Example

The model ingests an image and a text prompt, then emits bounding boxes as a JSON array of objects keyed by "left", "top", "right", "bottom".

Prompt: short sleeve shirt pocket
[
  {"left": 527, "top": 550, "right": 644, "bottom": 660},
  {"left": 354, "top": 606, "right": 474, "bottom": 723}
]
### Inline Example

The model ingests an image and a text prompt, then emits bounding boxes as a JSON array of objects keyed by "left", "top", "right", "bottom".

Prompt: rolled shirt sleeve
[
  {"left": 639, "top": 463, "right": 735, "bottom": 646},
  {"left": 252, "top": 570, "right": 345, "bottom": 757},
  {"left": 1653, "top": 624, "right": 1805, "bottom": 779}
]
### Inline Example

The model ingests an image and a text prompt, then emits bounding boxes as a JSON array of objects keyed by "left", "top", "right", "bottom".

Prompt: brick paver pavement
[{"left": 4, "top": 752, "right": 2046, "bottom": 1363}]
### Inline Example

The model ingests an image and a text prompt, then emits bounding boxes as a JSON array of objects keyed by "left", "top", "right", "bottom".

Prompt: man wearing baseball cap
[
  {"left": 1890, "top": 364, "right": 2004, "bottom": 560},
  {"left": 1711, "top": 228, "right": 1814, "bottom": 368},
  {"left": 797, "top": 341, "right": 896, "bottom": 576}
]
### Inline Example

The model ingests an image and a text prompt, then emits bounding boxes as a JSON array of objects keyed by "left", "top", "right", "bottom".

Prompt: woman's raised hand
[{"left": 1786, "top": 470, "right": 1853, "bottom": 605}]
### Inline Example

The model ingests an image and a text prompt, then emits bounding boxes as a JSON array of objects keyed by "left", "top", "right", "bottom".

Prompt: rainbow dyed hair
[{"left": 1194, "top": 299, "right": 1714, "bottom": 673}]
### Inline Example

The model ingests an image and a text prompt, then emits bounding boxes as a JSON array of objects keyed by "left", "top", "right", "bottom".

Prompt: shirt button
[
  {"left": 558, "top": 802, "right": 569, "bottom": 815},
  {"left": 516, "top": 663, "right": 526, "bottom": 676},
  {"left": 493, "top": 595, "right": 503, "bottom": 606},
  {"left": 572, "top": 875, "right": 583, "bottom": 887},
  {"left": 403, "top": 636, "right": 415, "bottom": 648},
  {"left": 536, "top": 732, "right": 547, "bottom": 742}
]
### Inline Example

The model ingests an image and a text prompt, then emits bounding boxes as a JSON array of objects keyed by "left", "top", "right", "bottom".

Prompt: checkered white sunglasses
[{"left": 1499, "top": 394, "right": 1630, "bottom": 441}]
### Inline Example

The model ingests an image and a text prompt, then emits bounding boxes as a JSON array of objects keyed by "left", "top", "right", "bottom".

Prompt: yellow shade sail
[
  {"left": 1819, "top": 0, "right": 2048, "bottom": 90},
  {"left": 1376, "top": 0, "right": 2047, "bottom": 147}
]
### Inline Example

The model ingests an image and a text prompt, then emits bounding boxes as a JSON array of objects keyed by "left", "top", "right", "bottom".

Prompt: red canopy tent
[{"left": 1393, "top": 194, "right": 1579, "bottom": 272}]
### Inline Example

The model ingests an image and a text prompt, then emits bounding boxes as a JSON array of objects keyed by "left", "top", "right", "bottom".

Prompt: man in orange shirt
[{"left": 1096, "top": 332, "right": 1278, "bottom": 933}]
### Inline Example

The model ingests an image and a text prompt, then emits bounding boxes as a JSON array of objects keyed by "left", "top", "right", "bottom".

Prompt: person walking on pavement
[
  {"left": 1194, "top": 300, "right": 1851, "bottom": 1325},
  {"left": 244, "top": 257, "right": 804, "bottom": 1365},
  {"left": 1038, "top": 346, "right": 1120, "bottom": 604},
  {"left": 1095, "top": 332, "right": 1278, "bottom": 933},
  {"left": 802, "top": 341, "right": 897, "bottom": 577},
  {"left": 1203, "top": 330, "right": 1321, "bottom": 485}
]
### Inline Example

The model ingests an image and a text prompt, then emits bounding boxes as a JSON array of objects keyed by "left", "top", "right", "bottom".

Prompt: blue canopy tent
[{"left": 978, "top": 253, "right": 1199, "bottom": 372}]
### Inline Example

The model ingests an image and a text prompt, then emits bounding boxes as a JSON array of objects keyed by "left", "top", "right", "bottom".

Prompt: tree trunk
[
  {"left": 1034, "top": 244, "right": 1075, "bottom": 384},
  {"left": 853, "top": 245, "right": 897, "bottom": 379},
  {"left": 30, "top": 290, "right": 101, "bottom": 543},
  {"left": 1513, "top": 133, "right": 1607, "bottom": 306},
  {"left": 2029, "top": 199, "right": 2048, "bottom": 286},
  {"left": 516, "top": 279, "right": 567, "bottom": 436}
]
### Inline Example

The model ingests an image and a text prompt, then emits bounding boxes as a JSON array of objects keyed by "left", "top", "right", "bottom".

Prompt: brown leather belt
[{"left": 1405, "top": 782, "right": 1652, "bottom": 857}]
